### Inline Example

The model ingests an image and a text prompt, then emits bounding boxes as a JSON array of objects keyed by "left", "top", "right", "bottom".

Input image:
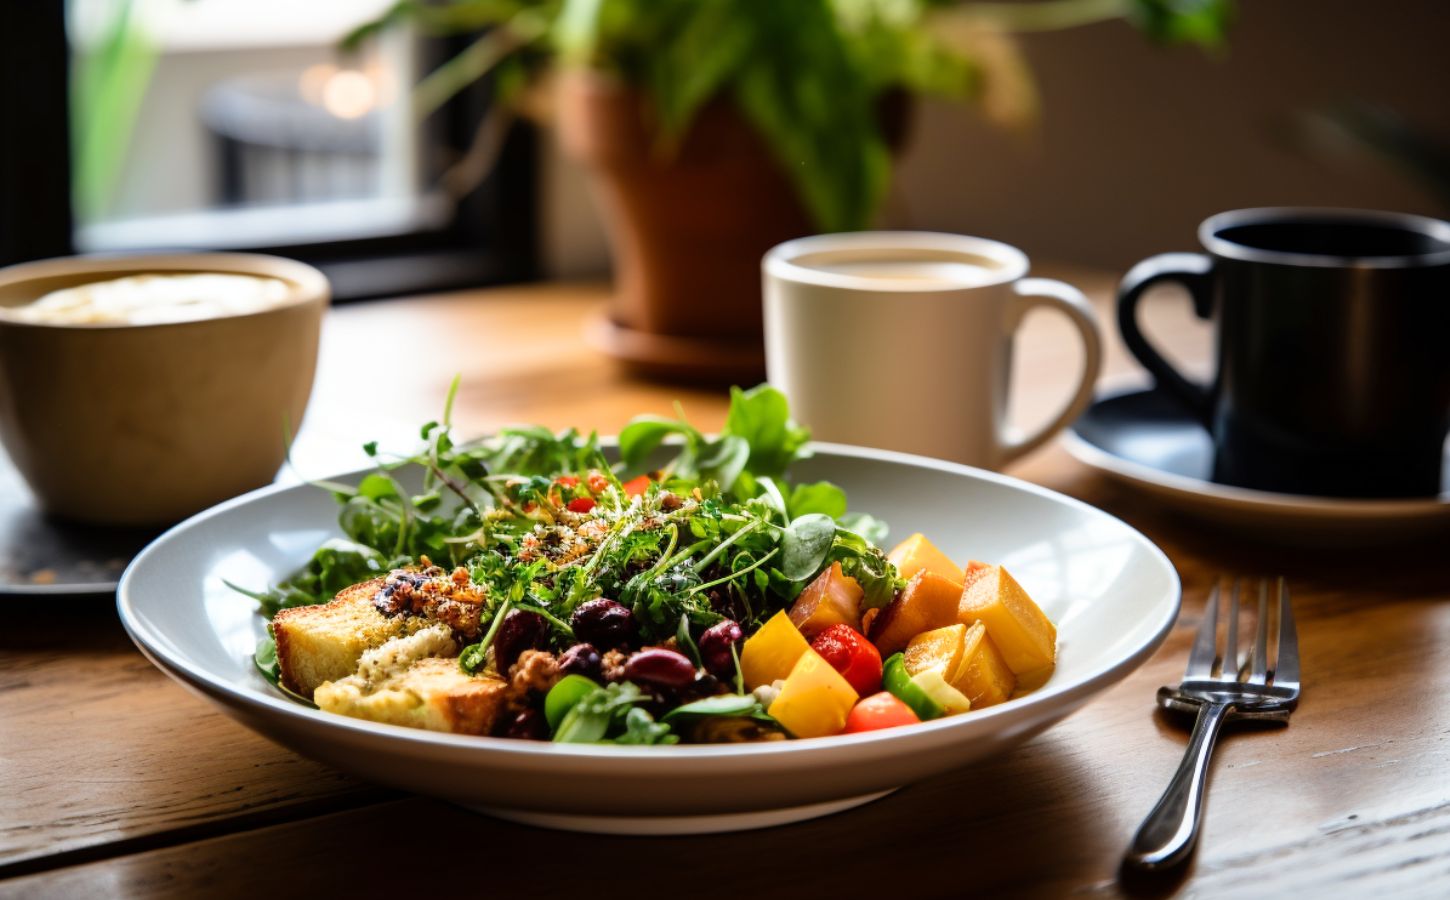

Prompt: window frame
[{"left": 0, "top": 6, "right": 538, "bottom": 301}]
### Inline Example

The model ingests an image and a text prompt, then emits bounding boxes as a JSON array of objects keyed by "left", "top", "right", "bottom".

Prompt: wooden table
[{"left": 5, "top": 272, "right": 1449, "bottom": 898}]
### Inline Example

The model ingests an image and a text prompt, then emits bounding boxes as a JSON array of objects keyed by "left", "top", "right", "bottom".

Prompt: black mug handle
[{"left": 1116, "top": 253, "right": 1216, "bottom": 427}]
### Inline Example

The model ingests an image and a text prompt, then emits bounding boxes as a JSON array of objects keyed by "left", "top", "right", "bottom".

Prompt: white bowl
[{"left": 118, "top": 443, "right": 1180, "bottom": 834}]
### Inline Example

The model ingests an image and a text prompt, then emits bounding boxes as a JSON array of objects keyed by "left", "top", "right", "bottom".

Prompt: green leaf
[
  {"left": 662, "top": 693, "right": 763, "bottom": 723},
  {"left": 1126, "top": 0, "right": 1234, "bottom": 48},
  {"left": 840, "top": 511, "right": 890, "bottom": 546},
  {"left": 619, "top": 415, "right": 684, "bottom": 468},
  {"left": 611, "top": 707, "right": 678, "bottom": 745},
  {"left": 722, "top": 384, "right": 811, "bottom": 478},
  {"left": 553, "top": 681, "right": 653, "bottom": 743},
  {"left": 780, "top": 513, "right": 837, "bottom": 582},
  {"left": 254, "top": 635, "right": 280, "bottom": 684},
  {"left": 787, "top": 481, "right": 848, "bottom": 520}
]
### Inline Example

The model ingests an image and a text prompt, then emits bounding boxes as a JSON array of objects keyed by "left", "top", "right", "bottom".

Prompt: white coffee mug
[{"left": 763, "top": 231, "right": 1102, "bottom": 469}]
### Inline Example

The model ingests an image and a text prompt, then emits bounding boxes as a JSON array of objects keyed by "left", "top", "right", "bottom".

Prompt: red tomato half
[
  {"left": 843, "top": 692, "right": 921, "bottom": 734},
  {"left": 567, "top": 496, "right": 597, "bottom": 513},
  {"left": 810, "top": 624, "right": 883, "bottom": 696},
  {"left": 621, "top": 475, "right": 651, "bottom": 497}
]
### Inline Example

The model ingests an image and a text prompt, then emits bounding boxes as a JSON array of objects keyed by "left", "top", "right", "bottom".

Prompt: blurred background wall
[{"left": 541, "top": 0, "right": 1450, "bottom": 276}]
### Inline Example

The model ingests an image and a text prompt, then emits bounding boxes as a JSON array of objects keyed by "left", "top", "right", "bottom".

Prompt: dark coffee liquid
[{"left": 1218, "top": 221, "right": 1449, "bottom": 259}]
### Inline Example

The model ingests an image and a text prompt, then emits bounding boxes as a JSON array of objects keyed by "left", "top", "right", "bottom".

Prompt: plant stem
[
  {"left": 689, "top": 549, "right": 779, "bottom": 596},
  {"left": 960, "top": 0, "right": 1128, "bottom": 32}
]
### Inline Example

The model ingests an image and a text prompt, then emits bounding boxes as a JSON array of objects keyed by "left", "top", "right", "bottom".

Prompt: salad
[{"left": 238, "top": 383, "right": 1057, "bottom": 744}]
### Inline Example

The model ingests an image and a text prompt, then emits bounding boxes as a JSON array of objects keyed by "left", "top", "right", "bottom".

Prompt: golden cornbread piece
[
  {"left": 272, "top": 577, "right": 419, "bottom": 698},
  {"left": 957, "top": 565, "right": 1056, "bottom": 676},
  {"left": 314, "top": 657, "right": 510, "bottom": 735}
]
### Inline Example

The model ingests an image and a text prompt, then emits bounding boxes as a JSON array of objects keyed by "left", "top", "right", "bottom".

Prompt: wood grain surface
[{"left": 4, "top": 271, "right": 1448, "bottom": 898}]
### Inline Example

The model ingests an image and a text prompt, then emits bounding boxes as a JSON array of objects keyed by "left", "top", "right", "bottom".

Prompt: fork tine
[
  {"left": 1220, "top": 578, "right": 1240, "bottom": 679},
  {"left": 1273, "top": 577, "right": 1300, "bottom": 689},
  {"left": 1247, "top": 578, "right": 1270, "bottom": 684},
  {"left": 1185, "top": 581, "right": 1221, "bottom": 678}
]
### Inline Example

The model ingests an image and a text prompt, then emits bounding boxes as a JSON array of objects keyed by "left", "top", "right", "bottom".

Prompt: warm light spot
[
  {"left": 299, "top": 63, "right": 338, "bottom": 106},
  {"left": 322, "top": 70, "right": 377, "bottom": 119}
]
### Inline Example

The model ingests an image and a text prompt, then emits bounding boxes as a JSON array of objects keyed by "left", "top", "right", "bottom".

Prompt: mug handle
[
  {"left": 1116, "top": 253, "right": 1216, "bottom": 427},
  {"left": 997, "top": 278, "right": 1104, "bottom": 465}
]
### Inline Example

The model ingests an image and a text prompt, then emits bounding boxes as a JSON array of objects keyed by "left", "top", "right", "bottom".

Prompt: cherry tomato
[
  {"left": 567, "top": 496, "right": 597, "bottom": 513},
  {"left": 843, "top": 692, "right": 921, "bottom": 734},
  {"left": 621, "top": 475, "right": 651, "bottom": 497},
  {"left": 810, "top": 623, "right": 883, "bottom": 696},
  {"left": 586, "top": 472, "right": 611, "bottom": 494}
]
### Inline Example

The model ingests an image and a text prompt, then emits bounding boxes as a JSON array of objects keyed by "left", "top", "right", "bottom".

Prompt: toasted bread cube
[
  {"left": 272, "top": 578, "right": 418, "bottom": 698},
  {"left": 314, "top": 657, "right": 509, "bottom": 735},
  {"left": 887, "top": 533, "right": 963, "bottom": 584},
  {"left": 869, "top": 571, "right": 964, "bottom": 656},
  {"left": 957, "top": 566, "right": 1056, "bottom": 675},
  {"left": 952, "top": 622, "right": 1016, "bottom": 708}
]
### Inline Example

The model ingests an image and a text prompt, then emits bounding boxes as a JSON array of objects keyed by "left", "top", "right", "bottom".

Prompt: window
[{"left": 1, "top": 1, "right": 537, "bottom": 300}]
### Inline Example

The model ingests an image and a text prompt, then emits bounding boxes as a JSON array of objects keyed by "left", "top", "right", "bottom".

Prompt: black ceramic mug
[{"left": 1117, "top": 207, "right": 1450, "bottom": 498}]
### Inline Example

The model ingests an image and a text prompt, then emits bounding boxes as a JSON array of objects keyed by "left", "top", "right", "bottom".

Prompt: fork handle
[{"left": 1125, "top": 700, "right": 1233, "bottom": 870}]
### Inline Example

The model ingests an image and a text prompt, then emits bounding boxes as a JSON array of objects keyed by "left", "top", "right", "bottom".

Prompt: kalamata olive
[
  {"left": 501, "top": 708, "right": 548, "bottom": 741},
  {"left": 493, "top": 609, "right": 547, "bottom": 675},
  {"left": 558, "top": 642, "right": 603, "bottom": 680},
  {"left": 570, "top": 598, "right": 636, "bottom": 649},
  {"left": 622, "top": 648, "right": 698, "bottom": 690},
  {"left": 698, "top": 619, "right": 744, "bottom": 679}
]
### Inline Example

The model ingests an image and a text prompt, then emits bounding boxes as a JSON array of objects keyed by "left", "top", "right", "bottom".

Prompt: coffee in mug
[
  {"left": 1117, "top": 207, "right": 1450, "bottom": 498},
  {"left": 763, "top": 232, "right": 1102, "bottom": 469}
]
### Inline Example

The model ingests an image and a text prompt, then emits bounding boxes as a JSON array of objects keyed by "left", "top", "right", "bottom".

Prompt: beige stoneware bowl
[{"left": 0, "top": 253, "right": 327, "bottom": 525}]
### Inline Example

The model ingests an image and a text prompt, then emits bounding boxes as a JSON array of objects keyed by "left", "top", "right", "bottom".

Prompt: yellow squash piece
[
  {"left": 768, "top": 648, "right": 860, "bottom": 738},
  {"left": 904, "top": 623, "right": 966, "bottom": 679},
  {"left": 904, "top": 622, "right": 1016, "bottom": 710},
  {"left": 957, "top": 565, "right": 1056, "bottom": 676},
  {"left": 869, "top": 571, "right": 964, "bottom": 656},
  {"left": 953, "top": 621, "right": 1016, "bottom": 708},
  {"left": 887, "top": 533, "right": 963, "bottom": 584},
  {"left": 740, "top": 610, "right": 811, "bottom": 690}
]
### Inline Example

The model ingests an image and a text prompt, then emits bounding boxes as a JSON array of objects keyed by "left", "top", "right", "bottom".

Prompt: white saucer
[{"left": 1065, "top": 387, "right": 1450, "bottom": 542}]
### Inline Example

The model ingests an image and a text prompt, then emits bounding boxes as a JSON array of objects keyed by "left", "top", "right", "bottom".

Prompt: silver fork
[{"left": 1124, "top": 576, "right": 1301, "bottom": 871}]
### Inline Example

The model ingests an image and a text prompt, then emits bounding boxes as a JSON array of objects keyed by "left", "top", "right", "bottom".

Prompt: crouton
[
  {"left": 314, "top": 655, "right": 510, "bottom": 736},
  {"left": 272, "top": 578, "right": 424, "bottom": 698}
]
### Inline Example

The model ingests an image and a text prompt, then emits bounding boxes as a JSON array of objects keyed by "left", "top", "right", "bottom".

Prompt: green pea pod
[
  {"left": 545, "top": 674, "right": 601, "bottom": 731},
  {"left": 882, "top": 653, "right": 944, "bottom": 721}
]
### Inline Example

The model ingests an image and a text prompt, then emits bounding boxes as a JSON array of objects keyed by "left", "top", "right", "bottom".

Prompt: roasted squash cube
[
  {"left": 768, "top": 648, "right": 860, "bottom": 738},
  {"left": 957, "top": 565, "right": 1056, "bottom": 675},
  {"left": 887, "top": 533, "right": 963, "bottom": 584},
  {"left": 951, "top": 621, "right": 1016, "bottom": 708},
  {"left": 740, "top": 610, "right": 811, "bottom": 690},
  {"left": 788, "top": 562, "right": 865, "bottom": 639},
  {"left": 903, "top": 624, "right": 966, "bottom": 680},
  {"left": 869, "top": 571, "right": 964, "bottom": 656}
]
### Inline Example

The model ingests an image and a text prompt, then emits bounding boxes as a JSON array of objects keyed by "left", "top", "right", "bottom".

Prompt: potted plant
[{"left": 350, "top": 0, "right": 1231, "bottom": 381}]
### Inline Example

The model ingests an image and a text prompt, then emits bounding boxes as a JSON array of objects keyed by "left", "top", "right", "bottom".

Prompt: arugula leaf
[
  {"left": 254, "top": 634, "right": 280, "bottom": 684},
  {"left": 780, "top": 513, "right": 837, "bottom": 582},
  {"left": 661, "top": 693, "right": 767, "bottom": 723},
  {"left": 787, "top": 480, "right": 848, "bottom": 520},
  {"left": 611, "top": 707, "right": 678, "bottom": 745},
  {"left": 554, "top": 681, "right": 670, "bottom": 743},
  {"left": 722, "top": 385, "right": 811, "bottom": 478}
]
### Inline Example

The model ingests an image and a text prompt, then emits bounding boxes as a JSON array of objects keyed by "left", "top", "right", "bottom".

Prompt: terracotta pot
[{"left": 557, "top": 71, "right": 817, "bottom": 382}]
